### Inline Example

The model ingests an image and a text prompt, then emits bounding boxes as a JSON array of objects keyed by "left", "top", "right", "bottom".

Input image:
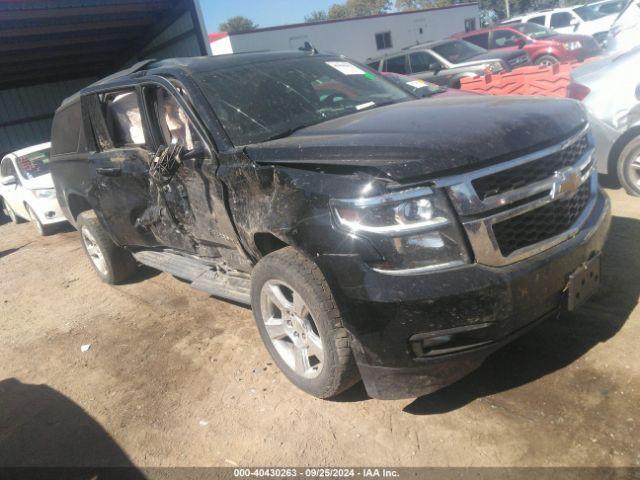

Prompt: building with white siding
[{"left": 209, "top": 3, "right": 480, "bottom": 62}]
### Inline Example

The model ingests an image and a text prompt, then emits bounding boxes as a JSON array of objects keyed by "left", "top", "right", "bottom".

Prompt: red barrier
[{"left": 460, "top": 61, "right": 586, "bottom": 97}]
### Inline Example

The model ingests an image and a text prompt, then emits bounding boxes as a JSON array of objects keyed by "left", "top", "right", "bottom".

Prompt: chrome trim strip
[{"left": 371, "top": 259, "right": 466, "bottom": 276}]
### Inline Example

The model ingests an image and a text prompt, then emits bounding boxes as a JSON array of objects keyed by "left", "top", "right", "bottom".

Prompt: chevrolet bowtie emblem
[{"left": 551, "top": 170, "right": 582, "bottom": 199}]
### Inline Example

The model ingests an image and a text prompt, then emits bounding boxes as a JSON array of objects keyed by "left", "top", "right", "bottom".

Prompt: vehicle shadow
[
  {"left": 123, "top": 265, "right": 161, "bottom": 284},
  {"left": 403, "top": 215, "right": 639, "bottom": 415},
  {"left": 0, "top": 378, "right": 145, "bottom": 478},
  {"left": 0, "top": 243, "right": 31, "bottom": 260}
]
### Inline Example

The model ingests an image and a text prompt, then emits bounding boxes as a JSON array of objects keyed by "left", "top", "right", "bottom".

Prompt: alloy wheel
[
  {"left": 259, "top": 280, "right": 324, "bottom": 379},
  {"left": 629, "top": 154, "right": 640, "bottom": 189},
  {"left": 81, "top": 226, "right": 108, "bottom": 275}
]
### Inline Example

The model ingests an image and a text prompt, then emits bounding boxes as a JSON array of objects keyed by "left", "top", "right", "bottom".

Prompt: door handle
[{"left": 96, "top": 167, "right": 121, "bottom": 177}]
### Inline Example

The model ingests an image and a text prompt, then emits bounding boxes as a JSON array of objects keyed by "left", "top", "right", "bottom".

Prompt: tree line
[{"left": 218, "top": 0, "right": 568, "bottom": 33}]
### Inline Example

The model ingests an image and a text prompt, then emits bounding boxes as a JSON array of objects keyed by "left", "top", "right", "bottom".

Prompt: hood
[
  {"left": 585, "top": 13, "right": 618, "bottom": 32},
  {"left": 547, "top": 33, "right": 594, "bottom": 43},
  {"left": 246, "top": 96, "right": 588, "bottom": 182},
  {"left": 21, "top": 173, "right": 54, "bottom": 190}
]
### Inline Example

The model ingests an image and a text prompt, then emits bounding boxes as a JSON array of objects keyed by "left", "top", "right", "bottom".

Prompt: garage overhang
[{"left": 0, "top": 0, "right": 211, "bottom": 90}]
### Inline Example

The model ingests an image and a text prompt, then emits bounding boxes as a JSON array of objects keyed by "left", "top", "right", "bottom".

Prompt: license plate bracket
[{"left": 566, "top": 254, "right": 601, "bottom": 312}]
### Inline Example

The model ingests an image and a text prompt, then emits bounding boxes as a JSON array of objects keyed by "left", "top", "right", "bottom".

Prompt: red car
[{"left": 452, "top": 23, "right": 601, "bottom": 66}]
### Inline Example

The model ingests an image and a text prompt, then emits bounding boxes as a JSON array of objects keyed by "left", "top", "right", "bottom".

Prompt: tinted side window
[
  {"left": 529, "top": 15, "right": 546, "bottom": 25},
  {"left": 409, "top": 51, "right": 438, "bottom": 73},
  {"left": 101, "top": 91, "right": 146, "bottom": 148},
  {"left": 0, "top": 158, "right": 16, "bottom": 177},
  {"left": 492, "top": 29, "right": 521, "bottom": 48},
  {"left": 464, "top": 32, "right": 489, "bottom": 49},
  {"left": 384, "top": 55, "right": 407, "bottom": 74},
  {"left": 51, "top": 101, "right": 82, "bottom": 156},
  {"left": 551, "top": 12, "right": 573, "bottom": 28}
]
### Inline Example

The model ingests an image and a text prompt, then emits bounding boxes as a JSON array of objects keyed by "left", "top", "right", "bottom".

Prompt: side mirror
[
  {"left": 431, "top": 63, "right": 442, "bottom": 74},
  {"left": 1, "top": 175, "right": 16, "bottom": 186},
  {"left": 570, "top": 18, "right": 580, "bottom": 31},
  {"left": 516, "top": 38, "right": 526, "bottom": 49}
]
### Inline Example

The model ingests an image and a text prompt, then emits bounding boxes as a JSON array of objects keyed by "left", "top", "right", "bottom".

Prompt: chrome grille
[
  {"left": 472, "top": 133, "right": 589, "bottom": 200},
  {"left": 435, "top": 124, "right": 597, "bottom": 267},
  {"left": 493, "top": 180, "right": 591, "bottom": 256}
]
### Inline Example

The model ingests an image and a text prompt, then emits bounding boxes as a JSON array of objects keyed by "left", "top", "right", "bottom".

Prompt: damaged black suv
[{"left": 51, "top": 52, "right": 611, "bottom": 400}]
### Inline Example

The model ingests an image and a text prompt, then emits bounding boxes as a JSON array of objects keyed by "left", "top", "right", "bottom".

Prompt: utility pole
[{"left": 505, "top": 0, "right": 510, "bottom": 18}]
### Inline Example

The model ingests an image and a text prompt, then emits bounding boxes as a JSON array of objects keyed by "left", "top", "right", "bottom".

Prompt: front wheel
[
  {"left": 77, "top": 211, "right": 137, "bottom": 284},
  {"left": 5, "top": 203, "right": 24, "bottom": 224},
  {"left": 251, "top": 247, "right": 360, "bottom": 399},
  {"left": 26, "top": 205, "right": 51, "bottom": 236},
  {"left": 617, "top": 136, "right": 640, "bottom": 197},
  {"left": 535, "top": 55, "right": 559, "bottom": 67}
]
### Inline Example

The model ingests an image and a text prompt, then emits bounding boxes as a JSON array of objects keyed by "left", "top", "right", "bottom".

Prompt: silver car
[{"left": 569, "top": 46, "right": 640, "bottom": 196}]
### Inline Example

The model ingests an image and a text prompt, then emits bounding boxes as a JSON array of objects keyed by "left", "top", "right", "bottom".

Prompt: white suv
[
  {"left": 504, "top": 5, "right": 618, "bottom": 45},
  {"left": 607, "top": 0, "right": 640, "bottom": 53}
]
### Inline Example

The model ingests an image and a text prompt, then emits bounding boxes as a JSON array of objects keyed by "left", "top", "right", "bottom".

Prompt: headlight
[
  {"left": 487, "top": 61, "right": 504, "bottom": 73},
  {"left": 562, "top": 41, "right": 582, "bottom": 51},
  {"left": 32, "top": 189, "right": 56, "bottom": 199},
  {"left": 331, "top": 187, "right": 471, "bottom": 274}
]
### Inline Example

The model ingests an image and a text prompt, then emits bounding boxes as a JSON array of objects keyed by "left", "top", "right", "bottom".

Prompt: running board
[{"left": 133, "top": 250, "right": 251, "bottom": 306}]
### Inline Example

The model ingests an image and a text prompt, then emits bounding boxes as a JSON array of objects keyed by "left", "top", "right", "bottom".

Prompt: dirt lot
[{"left": 0, "top": 187, "right": 638, "bottom": 468}]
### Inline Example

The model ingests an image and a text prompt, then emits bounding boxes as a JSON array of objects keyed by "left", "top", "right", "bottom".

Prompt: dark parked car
[
  {"left": 51, "top": 52, "right": 610, "bottom": 400},
  {"left": 367, "top": 39, "right": 530, "bottom": 87},
  {"left": 381, "top": 72, "right": 477, "bottom": 97},
  {"left": 453, "top": 23, "right": 601, "bottom": 66}
]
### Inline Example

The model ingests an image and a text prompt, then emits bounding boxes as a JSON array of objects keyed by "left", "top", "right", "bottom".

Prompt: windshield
[
  {"left": 431, "top": 40, "right": 487, "bottom": 63},
  {"left": 574, "top": 5, "right": 608, "bottom": 20},
  {"left": 16, "top": 149, "right": 51, "bottom": 180},
  {"left": 195, "top": 56, "right": 411, "bottom": 146},
  {"left": 513, "top": 22, "right": 556, "bottom": 38}
]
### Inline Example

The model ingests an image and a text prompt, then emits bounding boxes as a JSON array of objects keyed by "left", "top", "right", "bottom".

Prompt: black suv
[
  {"left": 51, "top": 52, "right": 610, "bottom": 400},
  {"left": 367, "top": 39, "right": 530, "bottom": 87}
]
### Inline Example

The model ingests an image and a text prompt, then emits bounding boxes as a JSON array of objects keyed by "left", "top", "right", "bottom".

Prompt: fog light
[
  {"left": 409, "top": 322, "right": 496, "bottom": 357},
  {"left": 45, "top": 211, "right": 56, "bottom": 219}
]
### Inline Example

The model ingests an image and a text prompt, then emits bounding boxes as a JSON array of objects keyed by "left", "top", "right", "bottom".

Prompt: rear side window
[
  {"left": 551, "top": 12, "right": 573, "bottom": 28},
  {"left": 385, "top": 55, "right": 407, "bottom": 74},
  {"left": 464, "top": 32, "right": 489, "bottom": 48},
  {"left": 529, "top": 15, "right": 547, "bottom": 25},
  {"left": 102, "top": 91, "right": 146, "bottom": 148},
  {"left": 51, "top": 101, "right": 82, "bottom": 156}
]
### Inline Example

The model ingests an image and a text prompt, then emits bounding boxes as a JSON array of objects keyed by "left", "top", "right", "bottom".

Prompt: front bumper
[
  {"left": 317, "top": 189, "right": 611, "bottom": 399},
  {"left": 29, "top": 196, "right": 66, "bottom": 225}
]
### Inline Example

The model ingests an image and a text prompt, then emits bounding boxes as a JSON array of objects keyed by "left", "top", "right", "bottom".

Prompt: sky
[{"left": 200, "top": 0, "right": 339, "bottom": 33}]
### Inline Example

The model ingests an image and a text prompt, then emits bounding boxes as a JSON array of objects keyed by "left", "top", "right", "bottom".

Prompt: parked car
[
  {"left": 380, "top": 72, "right": 476, "bottom": 97},
  {"left": 587, "top": 0, "right": 628, "bottom": 16},
  {"left": 51, "top": 52, "right": 610, "bottom": 400},
  {"left": 367, "top": 39, "right": 530, "bottom": 88},
  {"left": 0, "top": 142, "right": 66, "bottom": 235},
  {"left": 568, "top": 46, "right": 640, "bottom": 196},
  {"left": 503, "top": 6, "right": 618, "bottom": 46},
  {"left": 453, "top": 23, "right": 601, "bottom": 65},
  {"left": 606, "top": 0, "right": 640, "bottom": 53}
]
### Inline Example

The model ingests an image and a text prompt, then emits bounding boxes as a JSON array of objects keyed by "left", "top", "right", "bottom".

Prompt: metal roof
[{"left": 0, "top": 0, "right": 206, "bottom": 90}]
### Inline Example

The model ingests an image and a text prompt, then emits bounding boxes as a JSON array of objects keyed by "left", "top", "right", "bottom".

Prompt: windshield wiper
[{"left": 265, "top": 122, "right": 317, "bottom": 141}]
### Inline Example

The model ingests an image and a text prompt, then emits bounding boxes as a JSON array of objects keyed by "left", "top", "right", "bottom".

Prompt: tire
[
  {"left": 5, "top": 203, "right": 24, "bottom": 224},
  {"left": 535, "top": 55, "right": 559, "bottom": 67},
  {"left": 77, "top": 211, "right": 137, "bottom": 284},
  {"left": 26, "top": 204, "right": 51, "bottom": 236},
  {"left": 617, "top": 136, "right": 640, "bottom": 197},
  {"left": 251, "top": 247, "right": 359, "bottom": 399}
]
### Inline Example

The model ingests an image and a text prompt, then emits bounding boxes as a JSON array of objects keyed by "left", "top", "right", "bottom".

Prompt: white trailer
[{"left": 210, "top": 3, "right": 480, "bottom": 62}]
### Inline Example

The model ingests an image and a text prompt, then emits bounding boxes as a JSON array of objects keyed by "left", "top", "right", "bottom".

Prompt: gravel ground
[{"left": 0, "top": 187, "right": 638, "bottom": 468}]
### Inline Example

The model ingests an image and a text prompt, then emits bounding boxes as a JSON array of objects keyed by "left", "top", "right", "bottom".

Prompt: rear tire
[
  {"left": 251, "top": 247, "right": 360, "bottom": 399},
  {"left": 535, "top": 55, "right": 559, "bottom": 67},
  {"left": 26, "top": 205, "right": 51, "bottom": 236},
  {"left": 617, "top": 136, "right": 640, "bottom": 197},
  {"left": 77, "top": 211, "right": 137, "bottom": 284}
]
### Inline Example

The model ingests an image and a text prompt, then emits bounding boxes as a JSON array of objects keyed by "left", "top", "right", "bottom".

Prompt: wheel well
[
  {"left": 254, "top": 232, "right": 289, "bottom": 257},
  {"left": 67, "top": 194, "right": 92, "bottom": 221},
  {"left": 608, "top": 126, "right": 640, "bottom": 179}
]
